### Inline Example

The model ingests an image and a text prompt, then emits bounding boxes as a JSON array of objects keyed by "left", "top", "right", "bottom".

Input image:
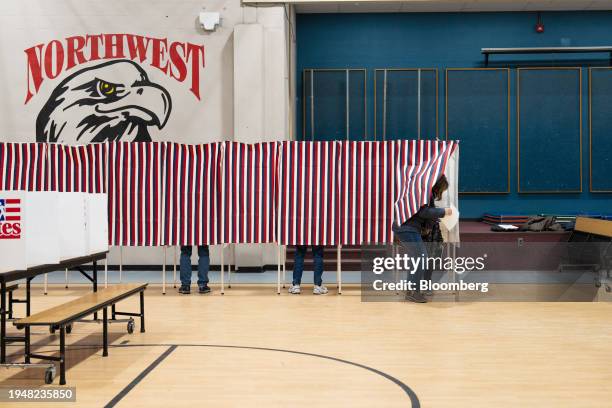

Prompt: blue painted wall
[{"left": 296, "top": 11, "right": 612, "bottom": 218}]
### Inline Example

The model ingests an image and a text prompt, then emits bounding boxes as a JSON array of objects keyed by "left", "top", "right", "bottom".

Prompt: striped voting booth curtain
[
  {"left": 163, "top": 142, "right": 222, "bottom": 246},
  {"left": 48, "top": 143, "right": 106, "bottom": 193},
  {"left": 107, "top": 142, "right": 166, "bottom": 246},
  {"left": 0, "top": 143, "right": 47, "bottom": 191},
  {"left": 277, "top": 141, "right": 340, "bottom": 246},
  {"left": 221, "top": 141, "right": 278, "bottom": 244},
  {"left": 394, "top": 140, "right": 458, "bottom": 226},
  {"left": 338, "top": 141, "right": 399, "bottom": 245}
]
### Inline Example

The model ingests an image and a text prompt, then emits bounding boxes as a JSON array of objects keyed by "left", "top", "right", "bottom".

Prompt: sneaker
[
  {"left": 313, "top": 285, "right": 328, "bottom": 295},
  {"left": 178, "top": 285, "right": 191, "bottom": 295},
  {"left": 405, "top": 291, "right": 427, "bottom": 303},
  {"left": 198, "top": 285, "right": 211, "bottom": 294},
  {"left": 423, "top": 290, "right": 434, "bottom": 297},
  {"left": 288, "top": 285, "right": 301, "bottom": 294}
]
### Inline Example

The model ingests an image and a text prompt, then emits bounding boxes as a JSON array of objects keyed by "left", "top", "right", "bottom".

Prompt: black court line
[
  {"left": 104, "top": 345, "right": 177, "bottom": 408},
  {"left": 99, "top": 343, "right": 420, "bottom": 408},
  {"left": 6, "top": 342, "right": 420, "bottom": 407}
]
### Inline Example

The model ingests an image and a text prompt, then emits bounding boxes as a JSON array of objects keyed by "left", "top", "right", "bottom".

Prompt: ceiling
[{"left": 242, "top": 0, "right": 612, "bottom": 13}]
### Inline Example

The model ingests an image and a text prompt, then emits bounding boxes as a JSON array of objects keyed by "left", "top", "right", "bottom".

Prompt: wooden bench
[{"left": 14, "top": 283, "right": 147, "bottom": 385}]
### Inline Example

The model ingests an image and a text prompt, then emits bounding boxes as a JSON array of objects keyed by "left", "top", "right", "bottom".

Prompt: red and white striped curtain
[
  {"left": 221, "top": 142, "right": 278, "bottom": 244},
  {"left": 277, "top": 141, "right": 340, "bottom": 246},
  {"left": 394, "top": 140, "right": 458, "bottom": 225},
  {"left": 0, "top": 143, "right": 47, "bottom": 191},
  {"left": 0, "top": 140, "right": 458, "bottom": 246},
  {"left": 338, "top": 141, "right": 398, "bottom": 245},
  {"left": 163, "top": 142, "right": 222, "bottom": 246},
  {"left": 48, "top": 143, "right": 106, "bottom": 193},
  {"left": 107, "top": 142, "right": 165, "bottom": 246}
]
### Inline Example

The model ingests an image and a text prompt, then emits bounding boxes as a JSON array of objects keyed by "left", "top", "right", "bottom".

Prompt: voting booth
[
  {"left": 0, "top": 191, "right": 61, "bottom": 272},
  {"left": 0, "top": 191, "right": 108, "bottom": 272}
]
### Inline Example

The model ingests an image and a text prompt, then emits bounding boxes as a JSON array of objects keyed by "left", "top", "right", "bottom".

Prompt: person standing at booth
[
  {"left": 393, "top": 175, "right": 451, "bottom": 303},
  {"left": 178, "top": 245, "right": 211, "bottom": 294},
  {"left": 289, "top": 246, "right": 328, "bottom": 295}
]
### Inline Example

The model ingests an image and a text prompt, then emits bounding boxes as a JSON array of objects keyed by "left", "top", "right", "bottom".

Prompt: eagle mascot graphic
[{"left": 36, "top": 59, "right": 172, "bottom": 143}]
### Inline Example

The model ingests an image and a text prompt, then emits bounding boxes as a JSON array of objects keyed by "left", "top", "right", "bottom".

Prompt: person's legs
[
  {"left": 197, "top": 245, "right": 210, "bottom": 287},
  {"left": 312, "top": 246, "right": 324, "bottom": 286},
  {"left": 292, "top": 245, "right": 307, "bottom": 286},
  {"left": 179, "top": 246, "right": 193, "bottom": 290},
  {"left": 395, "top": 231, "right": 428, "bottom": 302}
]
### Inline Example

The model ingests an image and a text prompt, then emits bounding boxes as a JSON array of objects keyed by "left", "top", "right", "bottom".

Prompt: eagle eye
[{"left": 97, "top": 80, "right": 117, "bottom": 96}]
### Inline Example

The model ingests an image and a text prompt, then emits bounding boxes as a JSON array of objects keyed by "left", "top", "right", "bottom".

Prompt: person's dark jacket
[{"left": 393, "top": 204, "right": 446, "bottom": 234}]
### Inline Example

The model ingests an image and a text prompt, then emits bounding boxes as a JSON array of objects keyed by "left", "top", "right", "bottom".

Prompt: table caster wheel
[
  {"left": 45, "top": 367, "right": 56, "bottom": 384},
  {"left": 127, "top": 318, "right": 135, "bottom": 334},
  {"left": 49, "top": 326, "right": 56, "bottom": 334},
  {"left": 66, "top": 324, "right": 72, "bottom": 334}
]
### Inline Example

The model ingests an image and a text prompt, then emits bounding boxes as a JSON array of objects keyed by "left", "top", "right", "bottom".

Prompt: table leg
[
  {"left": 102, "top": 307, "right": 108, "bottom": 357},
  {"left": 93, "top": 261, "right": 98, "bottom": 321},
  {"left": 1, "top": 281, "right": 6, "bottom": 363},
  {"left": 140, "top": 291, "right": 145, "bottom": 333},
  {"left": 59, "top": 326, "right": 66, "bottom": 385}
]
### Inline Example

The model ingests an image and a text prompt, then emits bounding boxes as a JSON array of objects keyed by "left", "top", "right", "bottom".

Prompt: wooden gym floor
[{"left": 1, "top": 284, "right": 611, "bottom": 408}]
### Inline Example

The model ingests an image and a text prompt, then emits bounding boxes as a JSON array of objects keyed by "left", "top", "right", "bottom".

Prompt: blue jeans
[
  {"left": 180, "top": 245, "right": 210, "bottom": 286},
  {"left": 293, "top": 245, "right": 324, "bottom": 286},
  {"left": 394, "top": 230, "right": 428, "bottom": 292}
]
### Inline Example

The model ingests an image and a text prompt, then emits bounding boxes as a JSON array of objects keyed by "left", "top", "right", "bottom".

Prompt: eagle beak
[
  {"left": 127, "top": 83, "right": 172, "bottom": 128},
  {"left": 95, "top": 83, "right": 172, "bottom": 129}
]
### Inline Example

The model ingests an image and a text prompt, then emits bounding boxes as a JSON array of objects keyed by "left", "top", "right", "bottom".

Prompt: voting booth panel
[
  {"left": 107, "top": 142, "right": 165, "bottom": 246},
  {"left": 221, "top": 142, "right": 278, "bottom": 244},
  {"left": 0, "top": 143, "right": 47, "bottom": 191},
  {"left": 277, "top": 141, "right": 341, "bottom": 246},
  {"left": 0, "top": 191, "right": 62, "bottom": 272},
  {"left": 87, "top": 193, "right": 109, "bottom": 254},
  {"left": 163, "top": 142, "right": 222, "bottom": 246},
  {"left": 48, "top": 143, "right": 106, "bottom": 193},
  {"left": 58, "top": 192, "right": 89, "bottom": 260}
]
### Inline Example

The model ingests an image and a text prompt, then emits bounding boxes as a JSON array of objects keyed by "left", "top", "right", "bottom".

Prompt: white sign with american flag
[{"left": 0, "top": 198, "right": 21, "bottom": 239}]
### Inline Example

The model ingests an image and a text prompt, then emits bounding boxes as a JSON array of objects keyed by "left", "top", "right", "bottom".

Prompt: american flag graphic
[
  {"left": 0, "top": 143, "right": 47, "bottom": 191},
  {"left": 222, "top": 142, "right": 278, "bottom": 244},
  {"left": 0, "top": 198, "right": 21, "bottom": 239},
  {"left": 0, "top": 140, "right": 457, "bottom": 246},
  {"left": 163, "top": 142, "right": 222, "bottom": 246}
]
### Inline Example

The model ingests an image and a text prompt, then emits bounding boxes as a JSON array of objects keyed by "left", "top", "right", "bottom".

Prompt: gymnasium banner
[
  {"left": 163, "top": 142, "right": 222, "bottom": 246},
  {"left": 221, "top": 142, "right": 278, "bottom": 244},
  {"left": 0, "top": 1, "right": 217, "bottom": 145},
  {"left": 0, "top": 143, "right": 47, "bottom": 191},
  {"left": 48, "top": 143, "right": 106, "bottom": 193},
  {"left": 107, "top": 142, "right": 165, "bottom": 246},
  {"left": 277, "top": 141, "right": 340, "bottom": 246}
]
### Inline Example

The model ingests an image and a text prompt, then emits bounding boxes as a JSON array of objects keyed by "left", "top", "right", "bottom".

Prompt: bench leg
[
  {"left": 59, "top": 326, "right": 66, "bottom": 385},
  {"left": 24, "top": 326, "right": 30, "bottom": 364},
  {"left": 112, "top": 304, "right": 116, "bottom": 320},
  {"left": 140, "top": 291, "right": 145, "bottom": 333},
  {"left": 103, "top": 307, "right": 108, "bottom": 357},
  {"left": 7, "top": 290, "right": 13, "bottom": 320}
]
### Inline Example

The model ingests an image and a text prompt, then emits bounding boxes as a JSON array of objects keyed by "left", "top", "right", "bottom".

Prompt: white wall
[{"left": 0, "top": 0, "right": 294, "bottom": 266}]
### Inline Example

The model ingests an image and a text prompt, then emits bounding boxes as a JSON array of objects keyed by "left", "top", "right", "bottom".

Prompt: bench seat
[{"left": 13, "top": 283, "right": 147, "bottom": 385}]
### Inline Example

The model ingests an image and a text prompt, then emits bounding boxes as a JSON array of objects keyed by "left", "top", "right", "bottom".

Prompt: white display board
[
  {"left": 87, "top": 193, "right": 109, "bottom": 255},
  {"left": 25, "top": 191, "right": 61, "bottom": 267},
  {"left": 58, "top": 192, "right": 89, "bottom": 261}
]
